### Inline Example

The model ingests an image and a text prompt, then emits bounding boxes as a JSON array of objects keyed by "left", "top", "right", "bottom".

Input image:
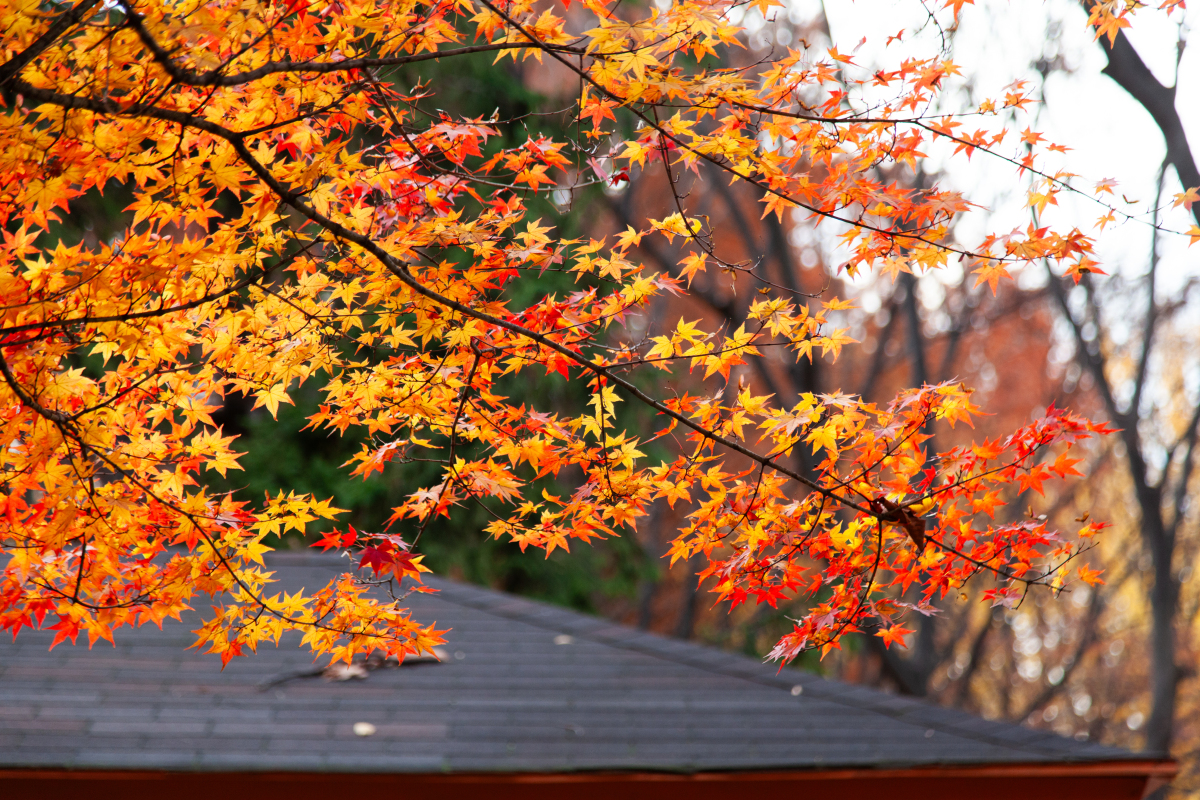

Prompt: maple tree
[{"left": 0, "top": 0, "right": 1182, "bottom": 666}]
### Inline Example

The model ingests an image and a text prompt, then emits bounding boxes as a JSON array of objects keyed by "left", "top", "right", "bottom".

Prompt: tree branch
[
  {"left": 1131, "top": 159, "right": 1169, "bottom": 420},
  {"left": 1099, "top": 29, "right": 1200, "bottom": 227},
  {"left": 0, "top": 0, "right": 102, "bottom": 87}
]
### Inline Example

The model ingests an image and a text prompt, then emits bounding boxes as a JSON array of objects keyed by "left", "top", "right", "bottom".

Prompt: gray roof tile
[{"left": 0, "top": 552, "right": 1137, "bottom": 774}]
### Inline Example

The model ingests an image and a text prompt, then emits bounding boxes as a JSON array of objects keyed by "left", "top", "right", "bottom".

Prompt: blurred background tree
[
  {"left": 559, "top": 1, "right": 1200, "bottom": 796},
  {"left": 580, "top": 3, "right": 1200, "bottom": 797}
]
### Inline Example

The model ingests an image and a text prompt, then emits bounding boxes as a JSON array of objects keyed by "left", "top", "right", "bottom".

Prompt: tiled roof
[{"left": 0, "top": 552, "right": 1136, "bottom": 774}]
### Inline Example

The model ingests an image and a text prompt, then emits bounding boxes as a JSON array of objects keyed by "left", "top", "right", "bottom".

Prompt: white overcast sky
[{"left": 777, "top": 0, "right": 1199, "bottom": 298}]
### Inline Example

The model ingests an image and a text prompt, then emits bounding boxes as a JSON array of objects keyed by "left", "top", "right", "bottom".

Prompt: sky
[{"left": 766, "top": 0, "right": 1198, "bottom": 296}]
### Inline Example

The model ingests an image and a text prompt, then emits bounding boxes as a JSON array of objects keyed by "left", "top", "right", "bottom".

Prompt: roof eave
[{"left": 0, "top": 758, "right": 1177, "bottom": 800}]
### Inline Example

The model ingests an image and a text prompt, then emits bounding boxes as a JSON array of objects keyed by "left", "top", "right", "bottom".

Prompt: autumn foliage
[{"left": 0, "top": 0, "right": 1165, "bottom": 665}]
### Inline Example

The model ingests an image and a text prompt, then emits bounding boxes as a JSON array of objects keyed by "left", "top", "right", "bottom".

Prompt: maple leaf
[
  {"left": 1017, "top": 464, "right": 1052, "bottom": 495},
  {"left": 516, "top": 164, "right": 553, "bottom": 189},
  {"left": 312, "top": 526, "right": 358, "bottom": 551},
  {"left": 877, "top": 624, "right": 914, "bottom": 649},
  {"left": 747, "top": 0, "right": 784, "bottom": 13},
  {"left": 254, "top": 383, "right": 293, "bottom": 419},
  {"left": 615, "top": 226, "right": 644, "bottom": 250},
  {"left": 1173, "top": 187, "right": 1199, "bottom": 210},
  {"left": 678, "top": 251, "right": 708, "bottom": 286},
  {"left": 972, "top": 261, "right": 1010, "bottom": 293},
  {"left": 879, "top": 255, "right": 910, "bottom": 281},
  {"left": 1066, "top": 257, "right": 1106, "bottom": 283},
  {"left": 1020, "top": 128, "right": 1044, "bottom": 146},
  {"left": 618, "top": 48, "right": 660, "bottom": 81},
  {"left": 1077, "top": 565, "right": 1105, "bottom": 587},
  {"left": 1050, "top": 452, "right": 1083, "bottom": 478},
  {"left": 46, "top": 616, "right": 83, "bottom": 651},
  {"left": 1089, "top": 5, "right": 1131, "bottom": 44},
  {"left": 580, "top": 98, "right": 617, "bottom": 129},
  {"left": 806, "top": 423, "right": 838, "bottom": 455},
  {"left": 827, "top": 46, "right": 856, "bottom": 65}
]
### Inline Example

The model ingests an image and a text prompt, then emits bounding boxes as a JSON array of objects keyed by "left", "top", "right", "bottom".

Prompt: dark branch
[
  {"left": 0, "top": 0, "right": 102, "bottom": 87},
  {"left": 1099, "top": 30, "right": 1200, "bottom": 227}
]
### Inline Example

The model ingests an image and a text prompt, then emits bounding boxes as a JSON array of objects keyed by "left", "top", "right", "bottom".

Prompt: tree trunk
[{"left": 1142, "top": 496, "right": 1180, "bottom": 754}]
